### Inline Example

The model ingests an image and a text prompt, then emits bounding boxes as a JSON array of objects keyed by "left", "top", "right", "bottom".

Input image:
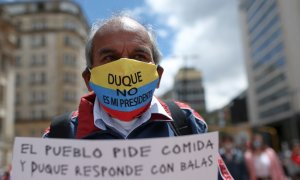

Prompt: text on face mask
[{"left": 108, "top": 71, "right": 143, "bottom": 87}]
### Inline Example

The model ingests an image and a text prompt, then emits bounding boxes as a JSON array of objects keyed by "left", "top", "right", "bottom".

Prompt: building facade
[
  {"left": 0, "top": 0, "right": 89, "bottom": 137},
  {"left": 173, "top": 67, "right": 206, "bottom": 113},
  {"left": 0, "top": 8, "right": 16, "bottom": 170},
  {"left": 229, "top": 91, "right": 248, "bottom": 125},
  {"left": 239, "top": 0, "right": 300, "bottom": 142}
]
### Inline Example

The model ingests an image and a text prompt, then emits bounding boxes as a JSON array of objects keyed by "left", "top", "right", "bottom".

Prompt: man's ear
[
  {"left": 82, "top": 67, "right": 93, "bottom": 91},
  {"left": 156, "top": 65, "right": 164, "bottom": 88}
]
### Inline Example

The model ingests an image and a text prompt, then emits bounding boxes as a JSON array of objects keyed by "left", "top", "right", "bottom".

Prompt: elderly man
[{"left": 43, "top": 16, "right": 232, "bottom": 179}]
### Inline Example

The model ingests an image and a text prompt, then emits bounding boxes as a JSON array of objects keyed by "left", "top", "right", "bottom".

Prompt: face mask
[
  {"left": 224, "top": 143, "right": 233, "bottom": 151},
  {"left": 89, "top": 58, "right": 159, "bottom": 121},
  {"left": 253, "top": 140, "right": 262, "bottom": 149}
]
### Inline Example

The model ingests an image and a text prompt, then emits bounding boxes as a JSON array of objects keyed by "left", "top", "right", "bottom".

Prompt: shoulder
[
  {"left": 43, "top": 111, "right": 78, "bottom": 138},
  {"left": 265, "top": 147, "right": 278, "bottom": 157},
  {"left": 158, "top": 99, "right": 208, "bottom": 134},
  {"left": 176, "top": 101, "right": 208, "bottom": 133}
]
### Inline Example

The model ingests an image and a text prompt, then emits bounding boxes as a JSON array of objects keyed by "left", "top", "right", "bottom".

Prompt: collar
[{"left": 93, "top": 96, "right": 172, "bottom": 132}]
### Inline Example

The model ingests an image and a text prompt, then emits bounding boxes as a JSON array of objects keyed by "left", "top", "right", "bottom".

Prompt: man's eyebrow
[
  {"left": 97, "top": 48, "right": 118, "bottom": 55},
  {"left": 134, "top": 47, "right": 152, "bottom": 56}
]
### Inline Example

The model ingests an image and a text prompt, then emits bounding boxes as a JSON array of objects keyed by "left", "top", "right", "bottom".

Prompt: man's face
[
  {"left": 82, "top": 18, "right": 163, "bottom": 92},
  {"left": 91, "top": 22, "right": 154, "bottom": 67}
]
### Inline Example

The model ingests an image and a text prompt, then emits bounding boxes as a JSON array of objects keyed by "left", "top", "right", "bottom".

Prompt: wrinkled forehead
[{"left": 95, "top": 17, "right": 150, "bottom": 40}]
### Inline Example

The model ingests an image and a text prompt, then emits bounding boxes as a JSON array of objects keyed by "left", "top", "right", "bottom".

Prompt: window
[
  {"left": 0, "top": 118, "right": 2, "bottom": 133},
  {"left": 28, "top": 4, "right": 37, "bottom": 12},
  {"left": 63, "top": 54, "right": 76, "bottom": 67},
  {"left": 16, "top": 36, "right": 22, "bottom": 48},
  {"left": 64, "top": 72, "right": 76, "bottom": 84},
  {"left": 31, "top": 110, "right": 37, "bottom": 120},
  {"left": 15, "top": 56, "right": 22, "bottom": 67},
  {"left": 15, "top": 92, "right": 21, "bottom": 105},
  {"left": 0, "top": 55, "right": 7, "bottom": 73},
  {"left": 30, "top": 54, "right": 47, "bottom": 66},
  {"left": 64, "top": 36, "right": 78, "bottom": 48},
  {"left": 60, "top": 2, "right": 79, "bottom": 14},
  {"left": 16, "top": 73, "right": 21, "bottom": 86},
  {"left": 37, "top": 3, "right": 45, "bottom": 11},
  {"left": 251, "top": 28, "right": 282, "bottom": 57},
  {"left": 64, "top": 20, "right": 77, "bottom": 30},
  {"left": 32, "top": 19, "right": 47, "bottom": 30},
  {"left": 258, "top": 88, "right": 288, "bottom": 106},
  {"left": 30, "top": 91, "right": 46, "bottom": 104},
  {"left": 41, "top": 110, "right": 46, "bottom": 119},
  {"left": 252, "top": 42, "right": 284, "bottom": 69},
  {"left": 259, "top": 102, "right": 290, "bottom": 118},
  {"left": 30, "top": 55, "right": 37, "bottom": 66},
  {"left": 15, "top": 110, "right": 20, "bottom": 120},
  {"left": 64, "top": 36, "right": 70, "bottom": 46},
  {"left": 256, "top": 73, "right": 286, "bottom": 94},
  {"left": 254, "top": 57, "right": 285, "bottom": 82},
  {"left": 31, "top": 35, "right": 46, "bottom": 48},
  {"left": 64, "top": 91, "right": 77, "bottom": 102},
  {"left": 248, "top": 1, "right": 277, "bottom": 34},
  {"left": 0, "top": 85, "right": 4, "bottom": 106},
  {"left": 247, "top": 1, "right": 266, "bottom": 22},
  {"left": 6, "top": 5, "right": 26, "bottom": 15},
  {"left": 30, "top": 72, "right": 47, "bottom": 85},
  {"left": 31, "top": 109, "right": 46, "bottom": 120}
]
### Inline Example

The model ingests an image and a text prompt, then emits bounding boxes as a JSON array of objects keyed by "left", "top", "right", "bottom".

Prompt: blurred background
[{"left": 0, "top": 0, "right": 300, "bottom": 178}]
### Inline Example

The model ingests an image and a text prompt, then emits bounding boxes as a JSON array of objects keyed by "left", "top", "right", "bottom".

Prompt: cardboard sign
[{"left": 11, "top": 132, "right": 218, "bottom": 180}]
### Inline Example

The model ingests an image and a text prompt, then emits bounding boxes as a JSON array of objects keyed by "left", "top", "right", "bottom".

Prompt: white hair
[{"left": 85, "top": 16, "right": 162, "bottom": 68}]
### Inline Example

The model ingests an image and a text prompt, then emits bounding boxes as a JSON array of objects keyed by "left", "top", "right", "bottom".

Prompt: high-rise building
[
  {"left": 173, "top": 67, "right": 206, "bottom": 113},
  {"left": 239, "top": 0, "right": 300, "bottom": 141},
  {"left": 0, "top": 0, "right": 89, "bottom": 137},
  {"left": 0, "top": 8, "right": 16, "bottom": 169}
]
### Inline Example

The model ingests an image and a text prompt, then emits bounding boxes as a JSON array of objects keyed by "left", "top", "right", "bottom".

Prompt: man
[
  {"left": 43, "top": 16, "right": 232, "bottom": 179},
  {"left": 220, "top": 134, "right": 248, "bottom": 179}
]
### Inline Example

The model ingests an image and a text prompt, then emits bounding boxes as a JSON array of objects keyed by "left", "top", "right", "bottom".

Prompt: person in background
[
  {"left": 291, "top": 140, "right": 300, "bottom": 166},
  {"left": 220, "top": 134, "right": 249, "bottom": 180},
  {"left": 290, "top": 140, "right": 300, "bottom": 179},
  {"left": 244, "top": 133, "right": 286, "bottom": 180}
]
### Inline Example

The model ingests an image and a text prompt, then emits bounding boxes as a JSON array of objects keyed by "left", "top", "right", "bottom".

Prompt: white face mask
[{"left": 253, "top": 140, "right": 262, "bottom": 149}]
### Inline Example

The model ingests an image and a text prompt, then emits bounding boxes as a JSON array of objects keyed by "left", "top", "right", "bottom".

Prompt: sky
[{"left": 2, "top": 0, "right": 248, "bottom": 112}]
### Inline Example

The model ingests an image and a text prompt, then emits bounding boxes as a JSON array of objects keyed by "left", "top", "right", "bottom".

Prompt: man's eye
[
  {"left": 103, "top": 55, "right": 117, "bottom": 62},
  {"left": 133, "top": 54, "right": 148, "bottom": 62}
]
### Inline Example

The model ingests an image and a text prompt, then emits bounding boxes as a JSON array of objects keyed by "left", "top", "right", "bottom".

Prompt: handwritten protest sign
[{"left": 11, "top": 132, "right": 218, "bottom": 180}]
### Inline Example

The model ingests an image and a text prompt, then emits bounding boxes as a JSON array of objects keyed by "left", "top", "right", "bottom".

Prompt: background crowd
[{"left": 220, "top": 132, "right": 300, "bottom": 180}]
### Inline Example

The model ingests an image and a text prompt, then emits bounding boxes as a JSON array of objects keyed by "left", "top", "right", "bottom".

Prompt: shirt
[
  {"left": 93, "top": 96, "right": 172, "bottom": 138},
  {"left": 254, "top": 152, "right": 271, "bottom": 177}
]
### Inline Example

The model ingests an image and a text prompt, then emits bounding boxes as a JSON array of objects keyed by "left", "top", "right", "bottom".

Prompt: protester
[
  {"left": 2, "top": 171, "right": 10, "bottom": 180},
  {"left": 2, "top": 165, "right": 11, "bottom": 180},
  {"left": 291, "top": 140, "right": 300, "bottom": 166},
  {"left": 43, "top": 15, "right": 232, "bottom": 179},
  {"left": 220, "top": 134, "right": 249, "bottom": 180},
  {"left": 290, "top": 140, "right": 300, "bottom": 179},
  {"left": 244, "top": 133, "right": 286, "bottom": 180}
]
